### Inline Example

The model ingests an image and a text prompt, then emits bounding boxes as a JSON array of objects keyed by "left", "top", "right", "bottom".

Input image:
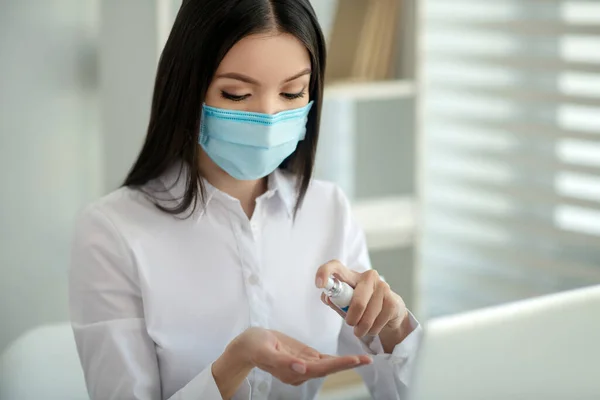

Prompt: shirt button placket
[{"left": 243, "top": 211, "right": 272, "bottom": 398}]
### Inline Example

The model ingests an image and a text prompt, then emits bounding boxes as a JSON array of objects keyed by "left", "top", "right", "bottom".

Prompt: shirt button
[
  {"left": 248, "top": 274, "right": 260, "bottom": 285},
  {"left": 250, "top": 222, "right": 259, "bottom": 231},
  {"left": 257, "top": 381, "right": 268, "bottom": 393}
]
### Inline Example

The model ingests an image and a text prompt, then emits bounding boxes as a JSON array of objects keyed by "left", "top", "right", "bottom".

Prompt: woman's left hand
[{"left": 315, "top": 260, "right": 411, "bottom": 345}]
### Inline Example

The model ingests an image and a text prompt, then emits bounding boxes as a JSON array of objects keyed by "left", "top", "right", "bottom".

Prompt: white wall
[
  {"left": 0, "top": 0, "right": 101, "bottom": 352},
  {"left": 99, "top": 0, "right": 167, "bottom": 191}
]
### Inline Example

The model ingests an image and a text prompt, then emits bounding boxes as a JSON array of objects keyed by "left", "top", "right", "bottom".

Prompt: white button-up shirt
[{"left": 69, "top": 164, "right": 421, "bottom": 400}]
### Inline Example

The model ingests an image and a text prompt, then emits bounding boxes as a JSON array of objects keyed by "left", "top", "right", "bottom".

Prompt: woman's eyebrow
[
  {"left": 215, "top": 68, "right": 312, "bottom": 85},
  {"left": 215, "top": 72, "right": 259, "bottom": 85},
  {"left": 283, "top": 68, "right": 312, "bottom": 83}
]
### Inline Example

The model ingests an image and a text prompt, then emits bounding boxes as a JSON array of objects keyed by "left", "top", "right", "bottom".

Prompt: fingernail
[
  {"left": 291, "top": 363, "right": 306, "bottom": 374},
  {"left": 316, "top": 278, "right": 323, "bottom": 288}
]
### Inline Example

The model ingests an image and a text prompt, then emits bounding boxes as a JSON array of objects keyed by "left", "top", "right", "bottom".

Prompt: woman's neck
[{"left": 198, "top": 153, "right": 268, "bottom": 219}]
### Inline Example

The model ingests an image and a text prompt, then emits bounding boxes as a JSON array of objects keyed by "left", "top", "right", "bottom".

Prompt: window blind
[{"left": 421, "top": 0, "right": 600, "bottom": 317}]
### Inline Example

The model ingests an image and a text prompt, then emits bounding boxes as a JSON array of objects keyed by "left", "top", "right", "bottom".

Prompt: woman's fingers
[
  {"left": 320, "top": 292, "right": 328, "bottom": 306},
  {"left": 354, "top": 284, "right": 384, "bottom": 337},
  {"left": 255, "top": 350, "right": 309, "bottom": 386},
  {"left": 318, "top": 266, "right": 405, "bottom": 339},
  {"left": 321, "top": 293, "right": 347, "bottom": 318},
  {"left": 258, "top": 348, "right": 307, "bottom": 374},
  {"left": 305, "top": 354, "right": 371, "bottom": 377},
  {"left": 315, "top": 260, "right": 361, "bottom": 289},
  {"left": 369, "top": 293, "right": 397, "bottom": 335},
  {"left": 259, "top": 348, "right": 370, "bottom": 384},
  {"left": 314, "top": 355, "right": 373, "bottom": 377},
  {"left": 319, "top": 268, "right": 391, "bottom": 337},
  {"left": 254, "top": 330, "right": 374, "bottom": 386},
  {"left": 345, "top": 270, "right": 379, "bottom": 327}
]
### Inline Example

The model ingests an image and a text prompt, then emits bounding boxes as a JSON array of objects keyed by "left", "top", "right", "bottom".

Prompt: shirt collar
[{"left": 157, "top": 162, "right": 297, "bottom": 219}]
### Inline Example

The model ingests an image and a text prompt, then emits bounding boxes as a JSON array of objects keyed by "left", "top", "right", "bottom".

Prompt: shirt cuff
[
  {"left": 390, "top": 310, "right": 423, "bottom": 359},
  {"left": 359, "top": 310, "right": 423, "bottom": 381},
  {"left": 359, "top": 310, "right": 421, "bottom": 354}
]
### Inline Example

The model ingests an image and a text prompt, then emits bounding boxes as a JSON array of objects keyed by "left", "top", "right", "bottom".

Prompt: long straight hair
[{"left": 123, "top": 0, "right": 327, "bottom": 216}]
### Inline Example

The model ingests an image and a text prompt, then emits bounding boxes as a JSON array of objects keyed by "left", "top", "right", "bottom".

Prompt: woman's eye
[
  {"left": 281, "top": 90, "right": 306, "bottom": 100},
  {"left": 220, "top": 90, "right": 250, "bottom": 102}
]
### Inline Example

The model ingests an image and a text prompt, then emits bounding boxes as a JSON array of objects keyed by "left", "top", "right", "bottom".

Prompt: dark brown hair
[{"left": 123, "top": 0, "right": 327, "bottom": 216}]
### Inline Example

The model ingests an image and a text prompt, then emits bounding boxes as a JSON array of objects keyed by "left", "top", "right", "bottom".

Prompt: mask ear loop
[{"left": 199, "top": 106, "right": 209, "bottom": 145}]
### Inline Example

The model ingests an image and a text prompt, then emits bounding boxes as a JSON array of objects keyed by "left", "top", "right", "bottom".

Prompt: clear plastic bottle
[{"left": 323, "top": 276, "right": 354, "bottom": 313}]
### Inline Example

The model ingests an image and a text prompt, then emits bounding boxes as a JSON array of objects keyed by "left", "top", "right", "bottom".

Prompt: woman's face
[{"left": 205, "top": 32, "right": 312, "bottom": 115}]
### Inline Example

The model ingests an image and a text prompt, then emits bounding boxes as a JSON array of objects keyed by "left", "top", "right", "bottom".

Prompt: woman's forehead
[{"left": 215, "top": 32, "right": 311, "bottom": 85}]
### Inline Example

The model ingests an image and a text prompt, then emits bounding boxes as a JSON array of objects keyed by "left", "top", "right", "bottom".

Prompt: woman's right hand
[{"left": 212, "top": 327, "right": 372, "bottom": 398}]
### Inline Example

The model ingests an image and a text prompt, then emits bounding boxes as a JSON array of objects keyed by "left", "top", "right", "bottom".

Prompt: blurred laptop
[{"left": 410, "top": 285, "right": 600, "bottom": 400}]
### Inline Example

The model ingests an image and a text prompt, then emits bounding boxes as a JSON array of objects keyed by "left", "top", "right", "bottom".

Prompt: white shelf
[
  {"left": 324, "top": 80, "right": 416, "bottom": 101},
  {"left": 352, "top": 196, "right": 416, "bottom": 251}
]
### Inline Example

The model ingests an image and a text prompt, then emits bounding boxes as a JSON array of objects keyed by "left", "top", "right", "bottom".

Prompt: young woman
[{"left": 69, "top": 1, "right": 421, "bottom": 399}]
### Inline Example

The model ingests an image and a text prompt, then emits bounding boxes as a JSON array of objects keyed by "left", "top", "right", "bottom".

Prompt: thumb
[{"left": 321, "top": 293, "right": 347, "bottom": 318}]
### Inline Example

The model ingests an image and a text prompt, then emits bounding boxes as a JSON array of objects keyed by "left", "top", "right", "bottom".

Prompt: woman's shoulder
[
  {"left": 306, "top": 177, "right": 352, "bottom": 211},
  {"left": 74, "top": 185, "right": 166, "bottom": 239},
  {"left": 279, "top": 173, "right": 353, "bottom": 227},
  {"left": 83, "top": 186, "right": 152, "bottom": 218},
  {"left": 272, "top": 169, "right": 349, "bottom": 214},
  {"left": 273, "top": 168, "right": 347, "bottom": 203}
]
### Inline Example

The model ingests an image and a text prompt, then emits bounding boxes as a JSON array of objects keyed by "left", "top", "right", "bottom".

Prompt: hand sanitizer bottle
[{"left": 323, "top": 276, "right": 354, "bottom": 313}]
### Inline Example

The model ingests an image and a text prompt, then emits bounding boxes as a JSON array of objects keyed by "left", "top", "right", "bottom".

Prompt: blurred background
[{"left": 1, "top": 0, "right": 600, "bottom": 398}]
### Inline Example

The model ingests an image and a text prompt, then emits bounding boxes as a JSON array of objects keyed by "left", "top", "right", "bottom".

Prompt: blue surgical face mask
[{"left": 199, "top": 101, "right": 313, "bottom": 180}]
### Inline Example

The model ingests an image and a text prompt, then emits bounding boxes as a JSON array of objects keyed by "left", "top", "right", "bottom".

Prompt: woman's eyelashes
[
  {"left": 220, "top": 89, "right": 307, "bottom": 102},
  {"left": 281, "top": 90, "right": 306, "bottom": 100},
  {"left": 220, "top": 90, "right": 249, "bottom": 102}
]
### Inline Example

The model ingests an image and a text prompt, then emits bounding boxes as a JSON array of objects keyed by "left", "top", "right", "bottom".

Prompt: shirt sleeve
[
  {"left": 333, "top": 187, "right": 423, "bottom": 399},
  {"left": 69, "top": 205, "right": 251, "bottom": 400}
]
